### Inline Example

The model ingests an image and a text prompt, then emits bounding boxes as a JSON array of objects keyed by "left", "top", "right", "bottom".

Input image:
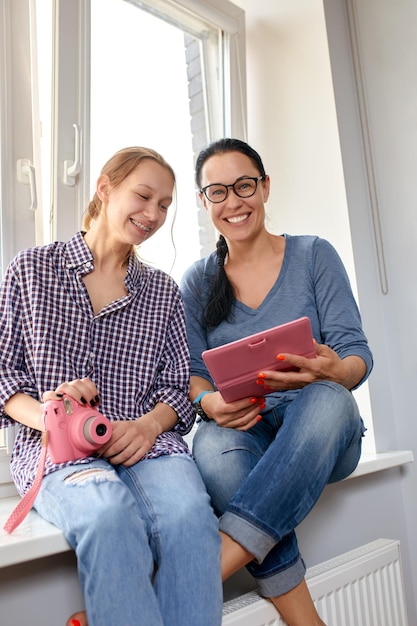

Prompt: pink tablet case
[{"left": 202, "top": 316, "right": 316, "bottom": 402}]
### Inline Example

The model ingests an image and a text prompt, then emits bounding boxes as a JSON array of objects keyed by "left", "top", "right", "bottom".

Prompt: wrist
[
  {"left": 145, "top": 404, "right": 177, "bottom": 436},
  {"left": 193, "top": 390, "right": 214, "bottom": 422},
  {"left": 193, "top": 390, "right": 214, "bottom": 404},
  {"left": 39, "top": 403, "right": 47, "bottom": 431}
]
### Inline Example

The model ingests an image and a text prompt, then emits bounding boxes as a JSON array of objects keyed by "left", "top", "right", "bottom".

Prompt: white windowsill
[
  {"left": 0, "top": 449, "right": 413, "bottom": 570},
  {"left": 346, "top": 449, "right": 413, "bottom": 479}
]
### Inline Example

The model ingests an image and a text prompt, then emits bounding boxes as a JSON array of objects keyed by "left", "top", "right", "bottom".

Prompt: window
[{"left": 43, "top": 0, "right": 245, "bottom": 281}]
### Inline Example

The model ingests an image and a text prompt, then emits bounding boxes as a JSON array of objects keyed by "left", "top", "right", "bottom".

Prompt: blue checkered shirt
[{"left": 0, "top": 232, "right": 194, "bottom": 496}]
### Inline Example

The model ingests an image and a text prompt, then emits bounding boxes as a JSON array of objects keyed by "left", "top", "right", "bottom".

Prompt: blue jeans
[
  {"left": 34, "top": 454, "right": 222, "bottom": 626},
  {"left": 193, "top": 381, "right": 365, "bottom": 598}
]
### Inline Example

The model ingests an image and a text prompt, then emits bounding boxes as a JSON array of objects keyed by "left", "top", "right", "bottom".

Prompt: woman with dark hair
[
  {"left": 0, "top": 147, "right": 222, "bottom": 626},
  {"left": 181, "top": 138, "right": 373, "bottom": 626}
]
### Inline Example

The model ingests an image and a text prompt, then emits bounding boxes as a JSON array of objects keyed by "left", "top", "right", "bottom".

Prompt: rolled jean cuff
[
  {"left": 255, "top": 556, "right": 306, "bottom": 597},
  {"left": 219, "top": 511, "right": 277, "bottom": 564},
  {"left": 220, "top": 511, "right": 306, "bottom": 598}
]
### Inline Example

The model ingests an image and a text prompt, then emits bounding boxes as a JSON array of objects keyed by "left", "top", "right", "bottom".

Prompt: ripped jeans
[
  {"left": 34, "top": 454, "right": 222, "bottom": 626},
  {"left": 193, "top": 381, "right": 365, "bottom": 598}
]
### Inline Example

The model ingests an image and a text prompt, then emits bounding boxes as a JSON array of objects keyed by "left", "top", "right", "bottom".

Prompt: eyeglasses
[{"left": 200, "top": 176, "right": 265, "bottom": 204}]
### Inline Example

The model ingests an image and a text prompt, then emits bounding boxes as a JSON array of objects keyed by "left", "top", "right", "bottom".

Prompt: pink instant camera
[{"left": 43, "top": 394, "right": 112, "bottom": 464}]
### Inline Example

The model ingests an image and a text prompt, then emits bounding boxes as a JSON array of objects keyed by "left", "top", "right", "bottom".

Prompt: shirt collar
[
  {"left": 64, "top": 232, "right": 94, "bottom": 271},
  {"left": 65, "top": 231, "right": 146, "bottom": 291}
]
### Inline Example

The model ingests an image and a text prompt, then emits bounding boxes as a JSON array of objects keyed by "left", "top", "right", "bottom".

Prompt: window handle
[
  {"left": 16, "top": 158, "right": 38, "bottom": 211},
  {"left": 63, "top": 123, "right": 82, "bottom": 186}
]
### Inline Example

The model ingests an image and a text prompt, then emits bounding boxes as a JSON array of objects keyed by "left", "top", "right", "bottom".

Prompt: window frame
[
  {"left": 51, "top": 0, "right": 246, "bottom": 248},
  {"left": 0, "top": 0, "right": 43, "bottom": 273}
]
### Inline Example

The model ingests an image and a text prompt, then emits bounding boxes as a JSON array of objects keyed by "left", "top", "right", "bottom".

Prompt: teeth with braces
[{"left": 131, "top": 218, "right": 151, "bottom": 232}]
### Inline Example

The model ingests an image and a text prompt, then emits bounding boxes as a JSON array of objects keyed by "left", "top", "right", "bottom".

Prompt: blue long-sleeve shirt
[{"left": 180, "top": 234, "right": 373, "bottom": 406}]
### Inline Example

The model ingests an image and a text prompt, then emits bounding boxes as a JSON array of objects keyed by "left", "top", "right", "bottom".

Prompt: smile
[
  {"left": 130, "top": 218, "right": 152, "bottom": 233},
  {"left": 226, "top": 213, "right": 250, "bottom": 224}
]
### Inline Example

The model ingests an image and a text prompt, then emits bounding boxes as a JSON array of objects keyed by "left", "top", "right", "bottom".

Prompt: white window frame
[
  {"left": 0, "top": 0, "right": 43, "bottom": 274},
  {"left": 52, "top": 0, "right": 246, "bottom": 248}
]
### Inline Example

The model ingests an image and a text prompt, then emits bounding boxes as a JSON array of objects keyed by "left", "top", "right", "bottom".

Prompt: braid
[
  {"left": 216, "top": 235, "right": 228, "bottom": 266},
  {"left": 203, "top": 235, "right": 235, "bottom": 327}
]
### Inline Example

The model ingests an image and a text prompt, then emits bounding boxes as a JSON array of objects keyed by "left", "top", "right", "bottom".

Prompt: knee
[
  {"left": 306, "top": 382, "right": 362, "bottom": 433},
  {"left": 63, "top": 468, "right": 134, "bottom": 531},
  {"left": 328, "top": 383, "right": 363, "bottom": 442},
  {"left": 302, "top": 383, "right": 364, "bottom": 469}
]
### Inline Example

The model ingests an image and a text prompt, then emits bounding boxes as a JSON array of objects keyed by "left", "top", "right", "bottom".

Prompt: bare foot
[{"left": 66, "top": 611, "right": 87, "bottom": 626}]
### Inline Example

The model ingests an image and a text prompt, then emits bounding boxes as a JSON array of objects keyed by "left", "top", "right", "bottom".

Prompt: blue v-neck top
[{"left": 180, "top": 234, "right": 373, "bottom": 406}]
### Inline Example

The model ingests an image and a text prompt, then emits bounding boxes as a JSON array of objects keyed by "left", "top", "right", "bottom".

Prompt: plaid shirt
[{"left": 0, "top": 232, "right": 194, "bottom": 496}]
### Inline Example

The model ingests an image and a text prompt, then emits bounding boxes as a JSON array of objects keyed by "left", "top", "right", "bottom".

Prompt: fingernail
[
  {"left": 94, "top": 395, "right": 100, "bottom": 403},
  {"left": 256, "top": 379, "right": 265, "bottom": 386},
  {"left": 257, "top": 372, "right": 267, "bottom": 379},
  {"left": 90, "top": 399, "right": 96, "bottom": 407},
  {"left": 250, "top": 397, "right": 258, "bottom": 404},
  {"left": 70, "top": 620, "right": 81, "bottom": 626},
  {"left": 277, "top": 354, "right": 285, "bottom": 361},
  {"left": 80, "top": 397, "right": 87, "bottom": 404},
  {"left": 56, "top": 393, "right": 63, "bottom": 398},
  {"left": 256, "top": 415, "right": 262, "bottom": 421}
]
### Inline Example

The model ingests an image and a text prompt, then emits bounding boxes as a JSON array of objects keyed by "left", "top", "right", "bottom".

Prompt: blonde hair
[{"left": 83, "top": 146, "right": 176, "bottom": 232}]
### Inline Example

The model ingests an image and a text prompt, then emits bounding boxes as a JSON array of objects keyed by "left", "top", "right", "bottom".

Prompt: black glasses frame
[{"left": 200, "top": 176, "right": 265, "bottom": 203}]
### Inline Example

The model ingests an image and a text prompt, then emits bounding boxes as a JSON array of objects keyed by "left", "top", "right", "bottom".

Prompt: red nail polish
[
  {"left": 277, "top": 354, "right": 285, "bottom": 361},
  {"left": 257, "top": 372, "right": 267, "bottom": 379},
  {"left": 250, "top": 397, "right": 258, "bottom": 404},
  {"left": 256, "top": 379, "right": 264, "bottom": 386},
  {"left": 256, "top": 415, "right": 262, "bottom": 421},
  {"left": 70, "top": 620, "right": 81, "bottom": 626}
]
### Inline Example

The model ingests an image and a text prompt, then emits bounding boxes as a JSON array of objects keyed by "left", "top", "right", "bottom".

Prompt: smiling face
[
  {"left": 199, "top": 151, "right": 270, "bottom": 243},
  {"left": 97, "top": 158, "right": 174, "bottom": 247}
]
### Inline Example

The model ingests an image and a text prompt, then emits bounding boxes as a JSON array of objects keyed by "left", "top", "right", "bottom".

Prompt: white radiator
[{"left": 222, "top": 538, "right": 408, "bottom": 626}]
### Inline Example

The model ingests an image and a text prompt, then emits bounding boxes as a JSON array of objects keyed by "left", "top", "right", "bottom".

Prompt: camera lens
[{"left": 96, "top": 424, "right": 107, "bottom": 437}]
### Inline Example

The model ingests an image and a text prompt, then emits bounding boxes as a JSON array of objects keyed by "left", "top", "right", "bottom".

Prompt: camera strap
[{"left": 3, "top": 430, "right": 49, "bottom": 534}]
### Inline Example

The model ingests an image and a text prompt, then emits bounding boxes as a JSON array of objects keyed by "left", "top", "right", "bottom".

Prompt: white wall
[
  {"left": 234, "top": 0, "right": 352, "bottom": 262},
  {"left": 0, "top": 553, "right": 83, "bottom": 625},
  {"left": 232, "top": 0, "right": 417, "bottom": 621}
]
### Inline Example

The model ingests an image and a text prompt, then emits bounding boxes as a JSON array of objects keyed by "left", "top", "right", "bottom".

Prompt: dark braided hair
[{"left": 196, "top": 138, "right": 267, "bottom": 328}]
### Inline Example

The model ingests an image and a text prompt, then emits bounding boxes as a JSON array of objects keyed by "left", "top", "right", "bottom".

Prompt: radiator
[{"left": 222, "top": 538, "right": 408, "bottom": 626}]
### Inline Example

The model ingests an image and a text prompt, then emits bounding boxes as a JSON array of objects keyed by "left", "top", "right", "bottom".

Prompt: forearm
[
  {"left": 143, "top": 401, "right": 179, "bottom": 436},
  {"left": 4, "top": 392, "right": 44, "bottom": 431},
  {"left": 339, "top": 355, "right": 367, "bottom": 390}
]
